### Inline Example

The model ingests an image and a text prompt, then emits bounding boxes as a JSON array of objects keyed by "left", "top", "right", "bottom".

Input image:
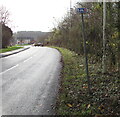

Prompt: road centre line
[
  {"left": 23, "top": 57, "right": 33, "bottom": 63},
  {"left": 0, "top": 64, "right": 19, "bottom": 74},
  {"left": 0, "top": 56, "right": 33, "bottom": 74}
]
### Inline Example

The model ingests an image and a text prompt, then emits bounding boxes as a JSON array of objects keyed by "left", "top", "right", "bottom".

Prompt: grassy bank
[
  {"left": 0, "top": 46, "right": 23, "bottom": 53},
  {"left": 52, "top": 47, "right": 119, "bottom": 116}
]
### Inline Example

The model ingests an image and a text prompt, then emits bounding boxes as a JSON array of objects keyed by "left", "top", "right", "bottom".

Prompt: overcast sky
[
  {"left": 1, "top": 0, "right": 79, "bottom": 32},
  {"left": 1, "top": 0, "right": 118, "bottom": 32}
]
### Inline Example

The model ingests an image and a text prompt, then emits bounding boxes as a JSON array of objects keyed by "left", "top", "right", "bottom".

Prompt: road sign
[{"left": 77, "top": 8, "right": 87, "bottom": 13}]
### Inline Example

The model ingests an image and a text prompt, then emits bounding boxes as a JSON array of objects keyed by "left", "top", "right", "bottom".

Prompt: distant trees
[
  {"left": 0, "top": 6, "right": 13, "bottom": 48},
  {"left": 47, "top": 2, "right": 119, "bottom": 75},
  {"left": 36, "top": 32, "right": 50, "bottom": 44}
]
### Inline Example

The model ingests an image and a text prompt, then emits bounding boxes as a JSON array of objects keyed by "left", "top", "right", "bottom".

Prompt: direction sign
[{"left": 77, "top": 8, "right": 87, "bottom": 13}]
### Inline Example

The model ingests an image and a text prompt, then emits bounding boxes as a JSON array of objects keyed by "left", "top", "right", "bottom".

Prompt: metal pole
[
  {"left": 102, "top": 0, "right": 106, "bottom": 73},
  {"left": 81, "top": 13, "right": 91, "bottom": 94}
]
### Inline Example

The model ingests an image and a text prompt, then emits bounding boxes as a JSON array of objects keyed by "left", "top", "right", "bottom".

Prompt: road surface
[{"left": 0, "top": 47, "right": 62, "bottom": 115}]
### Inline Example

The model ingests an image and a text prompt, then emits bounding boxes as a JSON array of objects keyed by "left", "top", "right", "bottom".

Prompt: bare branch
[{"left": 0, "top": 6, "right": 10, "bottom": 25}]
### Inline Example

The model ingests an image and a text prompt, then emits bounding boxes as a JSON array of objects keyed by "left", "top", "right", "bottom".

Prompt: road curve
[{"left": 1, "top": 47, "right": 62, "bottom": 115}]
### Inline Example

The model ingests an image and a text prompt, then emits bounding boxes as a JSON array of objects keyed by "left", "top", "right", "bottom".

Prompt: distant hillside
[{"left": 14, "top": 31, "right": 49, "bottom": 41}]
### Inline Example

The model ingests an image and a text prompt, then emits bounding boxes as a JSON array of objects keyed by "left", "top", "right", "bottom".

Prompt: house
[
  {"left": 14, "top": 31, "right": 49, "bottom": 45},
  {"left": 16, "top": 37, "right": 34, "bottom": 45}
]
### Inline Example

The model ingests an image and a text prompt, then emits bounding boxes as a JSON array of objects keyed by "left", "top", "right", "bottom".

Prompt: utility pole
[
  {"left": 68, "top": 0, "right": 72, "bottom": 48},
  {"left": 0, "top": 23, "right": 2, "bottom": 49},
  {"left": 77, "top": 8, "right": 91, "bottom": 94},
  {"left": 102, "top": 0, "right": 107, "bottom": 74}
]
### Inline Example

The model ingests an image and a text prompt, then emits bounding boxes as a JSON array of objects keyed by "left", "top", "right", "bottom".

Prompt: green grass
[
  {"left": 51, "top": 47, "right": 119, "bottom": 116},
  {"left": 15, "top": 44, "right": 31, "bottom": 46},
  {"left": 0, "top": 46, "right": 23, "bottom": 53}
]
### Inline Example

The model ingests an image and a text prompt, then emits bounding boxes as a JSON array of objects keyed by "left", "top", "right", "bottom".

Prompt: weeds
[{"left": 53, "top": 47, "right": 120, "bottom": 116}]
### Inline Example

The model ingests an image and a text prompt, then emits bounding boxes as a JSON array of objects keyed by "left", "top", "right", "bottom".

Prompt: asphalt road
[{"left": 0, "top": 47, "right": 62, "bottom": 115}]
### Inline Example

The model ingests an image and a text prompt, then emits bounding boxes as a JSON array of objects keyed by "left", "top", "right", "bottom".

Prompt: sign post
[{"left": 77, "top": 8, "right": 91, "bottom": 94}]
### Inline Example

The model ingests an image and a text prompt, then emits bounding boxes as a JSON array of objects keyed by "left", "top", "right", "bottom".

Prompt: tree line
[
  {"left": 47, "top": 2, "right": 120, "bottom": 76},
  {"left": 0, "top": 6, "right": 13, "bottom": 48}
]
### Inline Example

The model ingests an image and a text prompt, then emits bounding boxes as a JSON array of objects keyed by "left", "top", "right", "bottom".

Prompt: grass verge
[
  {"left": 0, "top": 46, "right": 23, "bottom": 53},
  {"left": 52, "top": 47, "right": 119, "bottom": 116}
]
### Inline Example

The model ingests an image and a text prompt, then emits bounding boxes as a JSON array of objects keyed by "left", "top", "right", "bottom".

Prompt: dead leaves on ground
[{"left": 58, "top": 68, "right": 120, "bottom": 115}]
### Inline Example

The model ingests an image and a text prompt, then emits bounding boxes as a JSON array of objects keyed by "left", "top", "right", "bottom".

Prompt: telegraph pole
[
  {"left": 0, "top": 23, "right": 2, "bottom": 49},
  {"left": 68, "top": 0, "right": 72, "bottom": 48},
  {"left": 102, "top": 0, "right": 107, "bottom": 73}
]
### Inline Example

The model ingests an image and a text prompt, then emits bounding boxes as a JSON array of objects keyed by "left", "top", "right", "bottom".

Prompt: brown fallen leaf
[
  {"left": 98, "top": 105, "right": 105, "bottom": 110},
  {"left": 67, "top": 103, "right": 73, "bottom": 107},
  {"left": 87, "top": 104, "right": 91, "bottom": 108},
  {"left": 83, "top": 86, "right": 88, "bottom": 89}
]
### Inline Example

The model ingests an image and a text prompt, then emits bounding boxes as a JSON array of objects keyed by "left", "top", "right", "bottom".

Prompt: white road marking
[
  {"left": 0, "top": 64, "right": 19, "bottom": 74},
  {"left": 0, "top": 56, "right": 33, "bottom": 74},
  {"left": 23, "top": 57, "right": 33, "bottom": 63}
]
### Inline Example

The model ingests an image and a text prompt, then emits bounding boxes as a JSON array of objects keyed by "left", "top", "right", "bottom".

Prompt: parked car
[{"left": 33, "top": 43, "right": 44, "bottom": 47}]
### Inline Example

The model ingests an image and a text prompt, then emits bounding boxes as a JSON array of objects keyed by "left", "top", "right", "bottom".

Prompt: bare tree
[{"left": 0, "top": 6, "right": 10, "bottom": 25}]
